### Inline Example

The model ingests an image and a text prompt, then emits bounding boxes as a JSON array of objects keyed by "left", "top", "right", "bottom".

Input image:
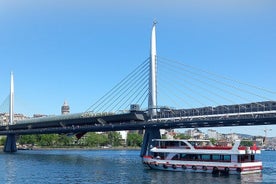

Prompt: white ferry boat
[{"left": 143, "top": 139, "right": 262, "bottom": 175}]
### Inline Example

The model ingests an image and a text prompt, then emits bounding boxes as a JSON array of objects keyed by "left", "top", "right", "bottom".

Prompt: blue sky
[{"left": 0, "top": 0, "right": 276, "bottom": 136}]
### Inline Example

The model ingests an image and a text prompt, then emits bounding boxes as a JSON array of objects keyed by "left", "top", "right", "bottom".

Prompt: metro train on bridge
[{"left": 159, "top": 101, "right": 276, "bottom": 117}]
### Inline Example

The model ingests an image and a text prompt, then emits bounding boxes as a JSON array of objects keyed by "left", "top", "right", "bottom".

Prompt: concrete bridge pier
[
  {"left": 140, "top": 128, "right": 161, "bottom": 157},
  {"left": 4, "top": 134, "right": 17, "bottom": 153}
]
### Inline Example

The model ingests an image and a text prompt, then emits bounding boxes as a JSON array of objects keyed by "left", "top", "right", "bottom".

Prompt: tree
[
  {"left": 0, "top": 136, "right": 6, "bottom": 145},
  {"left": 127, "top": 133, "right": 143, "bottom": 147},
  {"left": 36, "top": 134, "right": 59, "bottom": 146},
  {"left": 240, "top": 140, "right": 253, "bottom": 147},
  {"left": 209, "top": 138, "right": 217, "bottom": 145},
  {"left": 174, "top": 134, "right": 191, "bottom": 140},
  {"left": 57, "top": 134, "right": 74, "bottom": 146},
  {"left": 18, "top": 135, "right": 36, "bottom": 145},
  {"left": 85, "top": 132, "right": 108, "bottom": 147},
  {"left": 108, "top": 132, "right": 122, "bottom": 147}
]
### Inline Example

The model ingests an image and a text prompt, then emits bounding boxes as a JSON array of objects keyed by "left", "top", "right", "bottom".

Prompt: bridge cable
[
  {"left": 159, "top": 60, "right": 240, "bottom": 105},
  {"left": 85, "top": 58, "right": 150, "bottom": 113},
  {"left": 158, "top": 57, "right": 274, "bottom": 104},
  {"left": 104, "top": 63, "right": 149, "bottom": 112},
  {"left": 94, "top": 60, "right": 149, "bottom": 112}
]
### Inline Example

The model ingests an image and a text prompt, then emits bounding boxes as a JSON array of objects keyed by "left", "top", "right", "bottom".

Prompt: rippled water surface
[{"left": 0, "top": 149, "right": 275, "bottom": 184}]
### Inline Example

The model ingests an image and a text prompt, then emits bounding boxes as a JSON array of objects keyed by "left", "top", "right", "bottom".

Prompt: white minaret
[
  {"left": 148, "top": 21, "right": 157, "bottom": 117},
  {"left": 9, "top": 72, "right": 14, "bottom": 125}
]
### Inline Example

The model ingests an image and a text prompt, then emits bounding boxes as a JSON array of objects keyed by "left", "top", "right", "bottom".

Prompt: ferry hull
[{"left": 143, "top": 157, "right": 262, "bottom": 175}]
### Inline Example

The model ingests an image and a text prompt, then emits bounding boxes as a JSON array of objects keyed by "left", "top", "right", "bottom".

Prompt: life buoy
[
  {"left": 202, "top": 166, "right": 207, "bottom": 171},
  {"left": 172, "top": 164, "right": 177, "bottom": 169},
  {"left": 182, "top": 165, "right": 187, "bottom": 170},
  {"left": 163, "top": 164, "right": 168, "bottom": 169},
  {"left": 225, "top": 167, "right": 230, "bottom": 173},
  {"left": 212, "top": 167, "right": 219, "bottom": 174},
  {"left": 192, "top": 165, "right": 197, "bottom": 170}
]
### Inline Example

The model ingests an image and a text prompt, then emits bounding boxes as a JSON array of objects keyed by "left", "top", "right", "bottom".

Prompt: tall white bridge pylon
[{"left": 148, "top": 21, "right": 157, "bottom": 117}]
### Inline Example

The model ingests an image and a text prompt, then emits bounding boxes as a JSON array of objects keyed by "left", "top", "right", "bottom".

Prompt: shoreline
[
  {"left": 31, "top": 146, "right": 141, "bottom": 151},
  {"left": 0, "top": 145, "right": 141, "bottom": 151}
]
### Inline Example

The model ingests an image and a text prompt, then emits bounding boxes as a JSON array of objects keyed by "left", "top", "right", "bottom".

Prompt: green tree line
[{"left": 0, "top": 132, "right": 143, "bottom": 148}]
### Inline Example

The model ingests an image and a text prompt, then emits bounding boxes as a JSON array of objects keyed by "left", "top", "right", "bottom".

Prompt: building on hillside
[
  {"left": 224, "top": 133, "right": 239, "bottom": 142},
  {"left": 185, "top": 128, "right": 205, "bottom": 139},
  {"left": 207, "top": 129, "right": 222, "bottom": 140},
  {"left": 163, "top": 130, "right": 176, "bottom": 139},
  {"left": 118, "top": 131, "right": 128, "bottom": 145},
  {"left": 33, "top": 114, "right": 48, "bottom": 118},
  {"left": 0, "top": 113, "right": 28, "bottom": 125}
]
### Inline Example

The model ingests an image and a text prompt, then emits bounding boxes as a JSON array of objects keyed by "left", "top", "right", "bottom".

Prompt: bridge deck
[{"left": 0, "top": 110, "right": 276, "bottom": 135}]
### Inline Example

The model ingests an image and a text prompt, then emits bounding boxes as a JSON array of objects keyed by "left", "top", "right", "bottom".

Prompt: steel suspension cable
[
  {"left": 158, "top": 57, "right": 273, "bottom": 102},
  {"left": 85, "top": 58, "right": 149, "bottom": 112},
  {"left": 159, "top": 56, "right": 276, "bottom": 95},
  {"left": 120, "top": 71, "right": 150, "bottom": 111},
  {"left": 96, "top": 61, "right": 149, "bottom": 112},
  {"left": 106, "top": 64, "right": 149, "bottom": 112},
  {"left": 158, "top": 61, "right": 238, "bottom": 105}
]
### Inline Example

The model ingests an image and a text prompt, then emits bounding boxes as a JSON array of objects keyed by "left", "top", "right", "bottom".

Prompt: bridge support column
[
  {"left": 4, "top": 134, "right": 17, "bottom": 153},
  {"left": 140, "top": 128, "right": 161, "bottom": 157}
]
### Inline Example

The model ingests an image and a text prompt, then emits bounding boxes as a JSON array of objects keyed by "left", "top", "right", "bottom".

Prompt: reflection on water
[
  {"left": 0, "top": 150, "right": 274, "bottom": 184},
  {"left": 146, "top": 169, "right": 263, "bottom": 184},
  {"left": 5, "top": 155, "right": 17, "bottom": 184},
  {"left": 239, "top": 173, "right": 263, "bottom": 183}
]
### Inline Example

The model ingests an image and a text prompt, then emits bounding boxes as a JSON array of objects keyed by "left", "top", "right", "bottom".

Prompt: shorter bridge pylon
[
  {"left": 3, "top": 72, "right": 17, "bottom": 153},
  {"left": 140, "top": 128, "right": 161, "bottom": 157},
  {"left": 4, "top": 134, "right": 17, "bottom": 153}
]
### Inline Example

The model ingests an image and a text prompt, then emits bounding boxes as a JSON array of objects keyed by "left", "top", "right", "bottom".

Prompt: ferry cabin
[{"left": 152, "top": 140, "right": 257, "bottom": 163}]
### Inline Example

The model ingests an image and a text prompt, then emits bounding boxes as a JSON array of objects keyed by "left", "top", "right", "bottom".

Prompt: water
[{"left": 0, "top": 149, "right": 275, "bottom": 184}]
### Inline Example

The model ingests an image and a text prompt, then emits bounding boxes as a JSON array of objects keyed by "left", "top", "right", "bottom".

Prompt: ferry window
[
  {"left": 156, "top": 153, "right": 166, "bottom": 159},
  {"left": 153, "top": 141, "right": 159, "bottom": 147},
  {"left": 180, "top": 142, "right": 187, "bottom": 147},
  {"left": 161, "top": 142, "right": 166, "bottom": 148},
  {"left": 212, "top": 155, "right": 220, "bottom": 161},
  {"left": 202, "top": 155, "right": 210, "bottom": 160},
  {"left": 172, "top": 154, "right": 179, "bottom": 160},
  {"left": 180, "top": 154, "right": 186, "bottom": 159},
  {"left": 167, "top": 141, "right": 177, "bottom": 147},
  {"left": 189, "top": 154, "right": 199, "bottom": 160},
  {"left": 224, "top": 155, "right": 231, "bottom": 161}
]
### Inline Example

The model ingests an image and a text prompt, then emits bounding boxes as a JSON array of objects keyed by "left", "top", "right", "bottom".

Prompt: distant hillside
[{"left": 236, "top": 133, "right": 253, "bottom": 139}]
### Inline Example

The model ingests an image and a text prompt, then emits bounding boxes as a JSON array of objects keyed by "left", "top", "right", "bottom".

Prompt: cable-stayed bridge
[{"left": 1, "top": 23, "right": 276, "bottom": 154}]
